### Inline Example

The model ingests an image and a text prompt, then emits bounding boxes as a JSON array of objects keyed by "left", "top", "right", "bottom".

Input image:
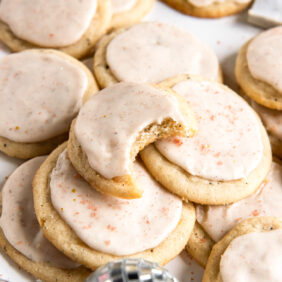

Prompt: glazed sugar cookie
[
  {"left": 236, "top": 27, "right": 282, "bottom": 110},
  {"left": 33, "top": 143, "right": 196, "bottom": 270},
  {"left": 186, "top": 160, "right": 282, "bottom": 266},
  {"left": 251, "top": 101, "right": 282, "bottom": 159},
  {"left": 140, "top": 75, "right": 271, "bottom": 205},
  {"left": 94, "top": 22, "right": 222, "bottom": 88},
  {"left": 0, "top": 157, "right": 90, "bottom": 282},
  {"left": 110, "top": 0, "right": 154, "bottom": 30},
  {"left": 161, "top": 0, "right": 252, "bottom": 18},
  {"left": 68, "top": 82, "right": 197, "bottom": 199},
  {"left": 203, "top": 217, "right": 282, "bottom": 282},
  {"left": 0, "top": 0, "right": 111, "bottom": 59},
  {"left": 0, "top": 49, "right": 98, "bottom": 159}
]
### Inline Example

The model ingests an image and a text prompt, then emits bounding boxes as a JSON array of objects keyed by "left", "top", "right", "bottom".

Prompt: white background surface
[{"left": 0, "top": 1, "right": 262, "bottom": 281}]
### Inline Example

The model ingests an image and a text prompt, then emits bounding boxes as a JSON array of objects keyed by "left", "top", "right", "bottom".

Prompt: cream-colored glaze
[
  {"left": 156, "top": 80, "right": 263, "bottom": 181},
  {"left": 112, "top": 0, "right": 137, "bottom": 13},
  {"left": 0, "top": 0, "right": 97, "bottom": 47},
  {"left": 220, "top": 230, "right": 282, "bottom": 282},
  {"left": 106, "top": 22, "right": 219, "bottom": 83},
  {"left": 75, "top": 82, "right": 189, "bottom": 179},
  {"left": 0, "top": 50, "right": 88, "bottom": 143},
  {"left": 197, "top": 162, "right": 282, "bottom": 242},
  {"left": 50, "top": 150, "right": 182, "bottom": 256},
  {"left": 0, "top": 157, "right": 78, "bottom": 268},
  {"left": 251, "top": 100, "right": 282, "bottom": 140},
  {"left": 188, "top": 0, "right": 250, "bottom": 7},
  {"left": 247, "top": 26, "right": 282, "bottom": 93}
]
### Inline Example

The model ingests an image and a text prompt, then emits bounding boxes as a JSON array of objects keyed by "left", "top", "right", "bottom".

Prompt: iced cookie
[
  {"left": 68, "top": 82, "right": 197, "bottom": 199},
  {"left": 0, "top": 157, "right": 90, "bottom": 282},
  {"left": 94, "top": 22, "right": 222, "bottom": 88},
  {"left": 0, "top": 49, "right": 97, "bottom": 159},
  {"left": 140, "top": 75, "right": 271, "bottom": 205},
  {"left": 110, "top": 0, "right": 154, "bottom": 30},
  {"left": 0, "top": 0, "right": 111, "bottom": 59},
  {"left": 186, "top": 160, "right": 282, "bottom": 266},
  {"left": 236, "top": 26, "right": 282, "bottom": 110},
  {"left": 33, "top": 143, "right": 196, "bottom": 270},
  {"left": 203, "top": 217, "right": 282, "bottom": 282},
  {"left": 161, "top": 0, "right": 252, "bottom": 18},
  {"left": 251, "top": 101, "right": 282, "bottom": 159}
]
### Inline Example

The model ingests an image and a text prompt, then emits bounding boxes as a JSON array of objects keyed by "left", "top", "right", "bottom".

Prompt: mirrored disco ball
[{"left": 86, "top": 258, "right": 179, "bottom": 282}]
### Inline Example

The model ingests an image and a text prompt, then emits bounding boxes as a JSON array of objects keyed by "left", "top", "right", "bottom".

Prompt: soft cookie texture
[
  {"left": 0, "top": 0, "right": 112, "bottom": 59},
  {"left": 0, "top": 158, "right": 91, "bottom": 282},
  {"left": 0, "top": 49, "right": 98, "bottom": 159},
  {"left": 161, "top": 0, "right": 252, "bottom": 18},
  {"left": 140, "top": 75, "right": 271, "bottom": 205},
  {"left": 110, "top": 0, "right": 154, "bottom": 30},
  {"left": 68, "top": 82, "right": 197, "bottom": 199},
  {"left": 33, "top": 143, "right": 196, "bottom": 270},
  {"left": 202, "top": 217, "right": 282, "bottom": 282},
  {"left": 94, "top": 22, "right": 222, "bottom": 89},
  {"left": 236, "top": 31, "right": 282, "bottom": 110}
]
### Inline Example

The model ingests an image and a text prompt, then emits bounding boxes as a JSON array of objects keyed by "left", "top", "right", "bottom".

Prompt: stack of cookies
[
  {"left": 0, "top": 0, "right": 281, "bottom": 281},
  {"left": 236, "top": 26, "right": 282, "bottom": 160}
]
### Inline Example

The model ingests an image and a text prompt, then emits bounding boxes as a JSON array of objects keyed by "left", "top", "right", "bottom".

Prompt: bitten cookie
[
  {"left": 161, "top": 0, "right": 252, "bottom": 18},
  {"left": 110, "top": 0, "right": 154, "bottom": 30},
  {"left": 0, "top": 49, "right": 98, "bottom": 159},
  {"left": 203, "top": 217, "right": 282, "bottom": 282},
  {"left": 236, "top": 27, "right": 282, "bottom": 110},
  {"left": 0, "top": 0, "right": 112, "bottom": 59},
  {"left": 140, "top": 75, "right": 271, "bottom": 205},
  {"left": 0, "top": 157, "right": 91, "bottom": 282},
  {"left": 68, "top": 82, "right": 197, "bottom": 199},
  {"left": 94, "top": 22, "right": 222, "bottom": 88},
  {"left": 186, "top": 160, "right": 282, "bottom": 266},
  {"left": 33, "top": 143, "right": 196, "bottom": 270}
]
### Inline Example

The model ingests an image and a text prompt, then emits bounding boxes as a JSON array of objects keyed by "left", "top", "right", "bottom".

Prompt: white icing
[
  {"left": 75, "top": 82, "right": 189, "bottom": 179},
  {"left": 156, "top": 80, "right": 263, "bottom": 181},
  {"left": 112, "top": 0, "right": 137, "bottom": 13},
  {"left": 106, "top": 22, "right": 219, "bottom": 83},
  {"left": 0, "top": 0, "right": 97, "bottom": 47},
  {"left": 197, "top": 162, "right": 282, "bottom": 241},
  {"left": 252, "top": 100, "right": 282, "bottom": 140},
  {"left": 0, "top": 157, "right": 78, "bottom": 268},
  {"left": 0, "top": 50, "right": 88, "bottom": 143},
  {"left": 247, "top": 26, "right": 282, "bottom": 93},
  {"left": 50, "top": 150, "right": 182, "bottom": 256},
  {"left": 220, "top": 230, "right": 282, "bottom": 282}
]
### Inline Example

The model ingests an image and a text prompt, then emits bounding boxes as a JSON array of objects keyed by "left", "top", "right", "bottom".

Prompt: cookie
[
  {"left": 0, "top": 49, "right": 98, "bottom": 159},
  {"left": 94, "top": 22, "right": 222, "bottom": 88},
  {"left": 140, "top": 75, "right": 272, "bottom": 205},
  {"left": 235, "top": 27, "right": 282, "bottom": 110},
  {"left": 68, "top": 82, "right": 197, "bottom": 199},
  {"left": 110, "top": 0, "right": 154, "bottom": 30},
  {"left": 185, "top": 222, "right": 214, "bottom": 267},
  {"left": 161, "top": 0, "right": 252, "bottom": 18},
  {"left": 0, "top": 157, "right": 91, "bottom": 282},
  {"left": 203, "top": 217, "right": 282, "bottom": 282},
  {"left": 33, "top": 142, "right": 196, "bottom": 270},
  {"left": 0, "top": 0, "right": 112, "bottom": 59},
  {"left": 251, "top": 100, "right": 282, "bottom": 159},
  {"left": 186, "top": 160, "right": 282, "bottom": 266}
]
